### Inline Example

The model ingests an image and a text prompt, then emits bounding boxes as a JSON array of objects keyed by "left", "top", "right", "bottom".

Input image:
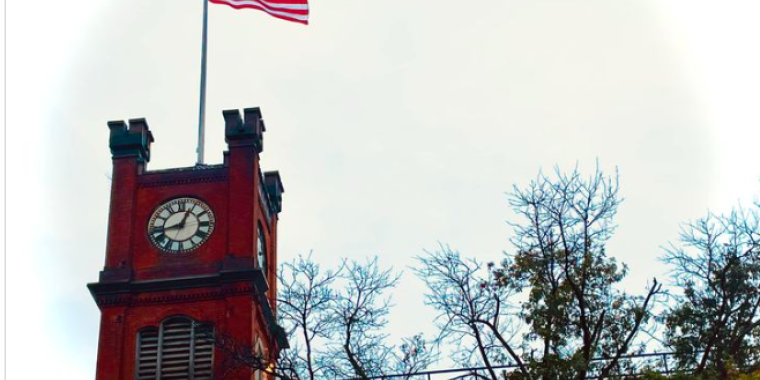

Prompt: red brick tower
[{"left": 88, "top": 108, "right": 288, "bottom": 380}]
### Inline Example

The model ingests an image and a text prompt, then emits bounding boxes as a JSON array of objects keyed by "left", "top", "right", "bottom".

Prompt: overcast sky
[{"left": 5, "top": 1, "right": 760, "bottom": 378}]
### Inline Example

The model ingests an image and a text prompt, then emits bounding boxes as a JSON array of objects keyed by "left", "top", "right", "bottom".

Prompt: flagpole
[{"left": 197, "top": 0, "right": 209, "bottom": 165}]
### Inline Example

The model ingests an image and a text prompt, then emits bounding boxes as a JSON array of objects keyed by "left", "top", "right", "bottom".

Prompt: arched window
[
  {"left": 257, "top": 224, "right": 267, "bottom": 279},
  {"left": 135, "top": 316, "right": 214, "bottom": 380}
]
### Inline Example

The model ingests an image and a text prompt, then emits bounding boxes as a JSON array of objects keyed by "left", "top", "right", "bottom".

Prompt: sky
[{"left": 5, "top": 1, "right": 760, "bottom": 378}]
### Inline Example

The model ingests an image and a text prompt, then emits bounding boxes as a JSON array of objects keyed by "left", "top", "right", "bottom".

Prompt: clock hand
[
  {"left": 178, "top": 211, "right": 191, "bottom": 228},
  {"left": 169, "top": 212, "right": 194, "bottom": 240},
  {"left": 162, "top": 212, "right": 191, "bottom": 231},
  {"left": 163, "top": 221, "right": 181, "bottom": 230}
]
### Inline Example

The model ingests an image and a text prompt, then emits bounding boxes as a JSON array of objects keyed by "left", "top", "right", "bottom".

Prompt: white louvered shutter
[
  {"left": 135, "top": 317, "right": 214, "bottom": 380},
  {"left": 136, "top": 328, "right": 159, "bottom": 380},
  {"left": 192, "top": 322, "right": 214, "bottom": 380},
  {"left": 159, "top": 317, "right": 193, "bottom": 379}
]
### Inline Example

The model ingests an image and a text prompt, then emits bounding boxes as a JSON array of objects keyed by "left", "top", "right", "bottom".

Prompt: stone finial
[
  {"left": 263, "top": 171, "right": 284, "bottom": 213},
  {"left": 224, "top": 107, "right": 265, "bottom": 152},
  {"left": 107, "top": 118, "right": 154, "bottom": 162}
]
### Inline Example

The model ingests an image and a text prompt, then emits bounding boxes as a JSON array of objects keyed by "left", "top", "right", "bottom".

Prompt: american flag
[{"left": 210, "top": 0, "right": 309, "bottom": 25}]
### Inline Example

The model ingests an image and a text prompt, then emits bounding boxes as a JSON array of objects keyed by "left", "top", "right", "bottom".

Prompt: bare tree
[
  {"left": 206, "top": 255, "right": 435, "bottom": 380},
  {"left": 277, "top": 255, "right": 434, "bottom": 380},
  {"left": 277, "top": 253, "right": 344, "bottom": 380},
  {"left": 415, "top": 246, "right": 530, "bottom": 380},
  {"left": 500, "top": 166, "right": 662, "bottom": 380},
  {"left": 194, "top": 326, "right": 296, "bottom": 380},
  {"left": 394, "top": 334, "right": 438, "bottom": 379},
  {"left": 325, "top": 258, "right": 400, "bottom": 380},
  {"left": 663, "top": 205, "right": 760, "bottom": 378}
]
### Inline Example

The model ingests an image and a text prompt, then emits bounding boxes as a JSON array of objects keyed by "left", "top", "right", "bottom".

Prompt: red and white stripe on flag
[{"left": 210, "top": 0, "right": 309, "bottom": 25}]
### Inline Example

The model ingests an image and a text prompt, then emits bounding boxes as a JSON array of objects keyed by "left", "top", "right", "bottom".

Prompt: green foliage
[
  {"left": 411, "top": 166, "right": 760, "bottom": 380},
  {"left": 663, "top": 208, "right": 760, "bottom": 376},
  {"left": 496, "top": 166, "right": 663, "bottom": 380},
  {"left": 632, "top": 368, "right": 760, "bottom": 380}
]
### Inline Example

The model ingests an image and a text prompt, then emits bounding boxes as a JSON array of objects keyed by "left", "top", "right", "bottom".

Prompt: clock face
[{"left": 147, "top": 197, "right": 215, "bottom": 254}]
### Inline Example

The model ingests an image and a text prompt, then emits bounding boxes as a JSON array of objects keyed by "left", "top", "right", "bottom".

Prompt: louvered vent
[
  {"left": 192, "top": 322, "right": 214, "bottom": 380},
  {"left": 160, "top": 317, "right": 193, "bottom": 379},
  {"left": 136, "top": 328, "right": 159, "bottom": 380},
  {"left": 135, "top": 317, "right": 215, "bottom": 380}
]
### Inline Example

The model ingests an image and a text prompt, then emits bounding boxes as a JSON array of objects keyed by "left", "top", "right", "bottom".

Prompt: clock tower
[{"left": 88, "top": 107, "right": 288, "bottom": 380}]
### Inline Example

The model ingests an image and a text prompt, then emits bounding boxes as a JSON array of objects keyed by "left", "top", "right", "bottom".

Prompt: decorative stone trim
[
  {"left": 147, "top": 164, "right": 225, "bottom": 174},
  {"left": 94, "top": 284, "right": 256, "bottom": 307},
  {"left": 138, "top": 175, "right": 229, "bottom": 188}
]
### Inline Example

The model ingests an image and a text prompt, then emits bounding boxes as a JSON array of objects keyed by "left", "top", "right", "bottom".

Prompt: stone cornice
[
  {"left": 93, "top": 284, "right": 255, "bottom": 307},
  {"left": 87, "top": 267, "right": 289, "bottom": 349},
  {"left": 88, "top": 267, "right": 263, "bottom": 300}
]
